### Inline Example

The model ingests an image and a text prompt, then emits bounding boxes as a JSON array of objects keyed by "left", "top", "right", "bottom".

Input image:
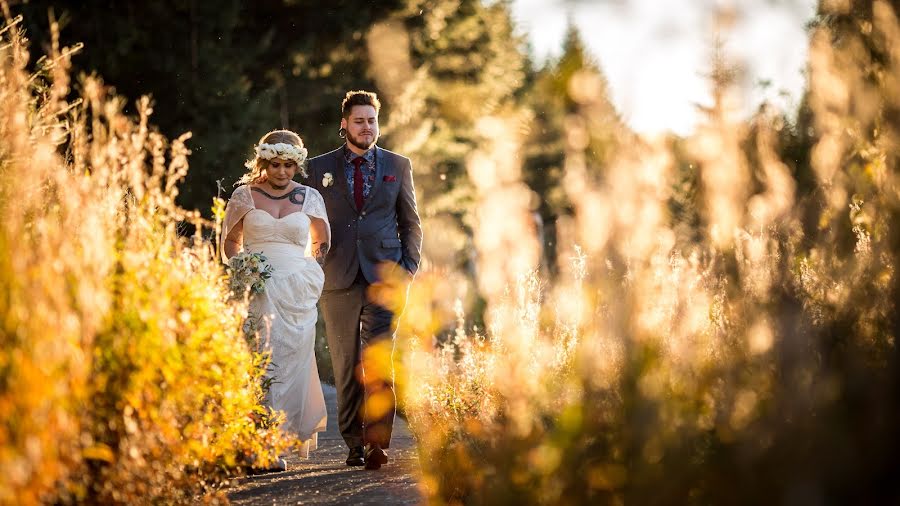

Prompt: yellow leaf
[{"left": 82, "top": 443, "right": 115, "bottom": 463}]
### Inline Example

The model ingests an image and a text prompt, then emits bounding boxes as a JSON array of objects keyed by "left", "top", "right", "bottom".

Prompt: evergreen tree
[
  {"left": 521, "top": 22, "right": 624, "bottom": 274},
  {"left": 17, "top": 1, "right": 281, "bottom": 210},
  {"left": 14, "top": 0, "right": 406, "bottom": 210},
  {"left": 386, "top": 0, "right": 529, "bottom": 219}
]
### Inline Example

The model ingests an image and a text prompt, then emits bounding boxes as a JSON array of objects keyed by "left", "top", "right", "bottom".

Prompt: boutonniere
[
  {"left": 383, "top": 175, "right": 397, "bottom": 182},
  {"left": 322, "top": 172, "right": 334, "bottom": 187}
]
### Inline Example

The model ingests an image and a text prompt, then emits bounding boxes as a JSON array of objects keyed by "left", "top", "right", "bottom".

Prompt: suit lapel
[
  {"left": 332, "top": 147, "right": 357, "bottom": 211},
  {"left": 363, "top": 146, "right": 386, "bottom": 212}
]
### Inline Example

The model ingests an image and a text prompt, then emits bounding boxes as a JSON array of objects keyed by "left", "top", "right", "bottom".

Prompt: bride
[{"left": 221, "top": 130, "right": 330, "bottom": 460}]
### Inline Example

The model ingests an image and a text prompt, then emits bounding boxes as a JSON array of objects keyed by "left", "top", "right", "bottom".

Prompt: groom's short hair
[{"left": 342, "top": 90, "right": 381, "bottom": 118}]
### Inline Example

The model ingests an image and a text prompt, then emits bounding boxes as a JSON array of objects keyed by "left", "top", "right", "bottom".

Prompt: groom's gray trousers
[{"left": 320, "top": 270, "right": 396, "bottom": 449}]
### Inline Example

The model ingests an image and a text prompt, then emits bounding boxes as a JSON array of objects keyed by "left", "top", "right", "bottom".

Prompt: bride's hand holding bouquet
[{"left": 227, "top": 252, "right": 273, "bottom": 299}]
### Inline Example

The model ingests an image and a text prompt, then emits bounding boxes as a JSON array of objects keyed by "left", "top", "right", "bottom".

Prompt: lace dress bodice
[
  {"left": 243, "top": 210, "right": 310, "bottom": 249},
  {"left": 221, "top": 185, "right": 331, "bottom": 274},
  {"left": 220, "top": 184, "right": 330, "bottom": 263}
]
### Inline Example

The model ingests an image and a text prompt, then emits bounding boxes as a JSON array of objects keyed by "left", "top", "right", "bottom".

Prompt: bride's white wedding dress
[{"left": 222, "top": 184, "right": 328, "bottom": 457}]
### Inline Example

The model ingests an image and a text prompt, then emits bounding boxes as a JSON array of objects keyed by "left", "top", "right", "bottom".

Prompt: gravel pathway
[{"left": 228, "top": 385, "right": 422, "bottom": 505}]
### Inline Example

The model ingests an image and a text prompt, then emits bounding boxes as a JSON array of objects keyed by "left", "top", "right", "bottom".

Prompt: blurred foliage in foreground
[
  {"left": 4, "top": 0, "right": 900, "bottom": 504},
  {"left": 400, "top": 1, "right": 900, "bottom": 504},
  {"left": 0, "top": 12, "right": 290, "bottom": 504}
]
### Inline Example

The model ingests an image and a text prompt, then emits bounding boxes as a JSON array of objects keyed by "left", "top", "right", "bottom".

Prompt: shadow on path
[{"left": 228, "top": 385, "right": 421, "bottom": 505}]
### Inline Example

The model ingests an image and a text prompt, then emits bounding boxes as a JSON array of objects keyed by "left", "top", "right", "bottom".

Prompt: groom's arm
[
  {"left": 396, "top": 157, "right": 422, "bottom": 276},
  {"left": 305, "top": 158, "right": 319, "bottom": 192}
]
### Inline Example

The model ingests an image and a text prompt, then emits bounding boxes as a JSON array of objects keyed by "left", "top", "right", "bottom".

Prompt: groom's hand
[{"left": 399, "top": 256, "right": 417, "bottom": 277}]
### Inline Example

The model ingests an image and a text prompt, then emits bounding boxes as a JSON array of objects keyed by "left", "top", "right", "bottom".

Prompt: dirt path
[{"left": 228, "top": 385, "right": 422, "bottom": 505}]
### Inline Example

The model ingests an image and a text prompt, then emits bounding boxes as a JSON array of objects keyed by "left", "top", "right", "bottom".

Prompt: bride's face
[{"left": 264, "top": 157, "right": 297, "bottom": 187}]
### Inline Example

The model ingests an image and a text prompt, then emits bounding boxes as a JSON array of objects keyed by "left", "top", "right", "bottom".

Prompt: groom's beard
[{"left": 346, "top": 131, "right": 377, "bottom": 152}]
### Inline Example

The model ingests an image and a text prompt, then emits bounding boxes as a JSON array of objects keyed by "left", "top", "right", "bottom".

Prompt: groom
[{"left": 307, "top": 90, "right": 422, "bottom": 470}]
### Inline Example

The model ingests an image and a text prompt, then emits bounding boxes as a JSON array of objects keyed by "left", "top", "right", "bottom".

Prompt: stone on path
[{"left": 228, "top": 385, "right": 422, "bottom": 505}]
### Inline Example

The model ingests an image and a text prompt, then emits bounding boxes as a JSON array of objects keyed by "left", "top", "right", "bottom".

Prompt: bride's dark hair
[{"left": 236, "top": 129, "right": 307, "bottom": 186}]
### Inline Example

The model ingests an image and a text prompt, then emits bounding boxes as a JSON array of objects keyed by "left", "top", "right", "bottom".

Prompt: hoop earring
[{"left": 338, "top": 127, "right": 346, "bottom": 138}]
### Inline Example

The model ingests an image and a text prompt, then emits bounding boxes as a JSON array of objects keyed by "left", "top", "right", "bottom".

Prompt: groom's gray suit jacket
[{"left": 306, "top": 145, "right": 423, "bottom": 291}]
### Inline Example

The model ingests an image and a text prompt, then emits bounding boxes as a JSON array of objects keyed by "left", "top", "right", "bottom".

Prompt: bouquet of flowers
[{"left": 227, "top": 251, "right": 273, "bottom": 298}]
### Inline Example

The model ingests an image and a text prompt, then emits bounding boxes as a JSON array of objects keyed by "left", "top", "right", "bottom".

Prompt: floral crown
[{"left": 255, "top": 142, "right": 308, "bottom": 164}]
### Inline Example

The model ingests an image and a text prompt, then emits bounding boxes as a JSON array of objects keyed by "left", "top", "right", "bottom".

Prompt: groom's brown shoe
[
  {"left": 364, "top": 444, "right": 388, "bottom": 470},
  {"left": 346, "top": 446, "right": 365, "bottom": 466}
]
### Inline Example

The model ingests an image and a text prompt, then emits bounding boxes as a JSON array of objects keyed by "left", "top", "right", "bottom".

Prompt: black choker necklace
[
  {"left": 268, "top": 182, "right": 289, "bottom": 190},
  {"left": 252, "top": 186, "right": 306, "bottom": 205}
]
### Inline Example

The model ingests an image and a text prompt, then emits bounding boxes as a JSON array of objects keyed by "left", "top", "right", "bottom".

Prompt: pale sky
[{"left": 511, "top": 0, "right": 818, "bottom": 135}]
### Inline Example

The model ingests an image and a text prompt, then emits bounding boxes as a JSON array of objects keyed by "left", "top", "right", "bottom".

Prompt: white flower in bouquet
[{"left": 228, "top": 251, "right": 274, "bottom": 298}]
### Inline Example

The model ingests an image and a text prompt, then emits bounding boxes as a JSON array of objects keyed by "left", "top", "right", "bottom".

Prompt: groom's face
[{"left": 342, "top": 105, "right": 379, "bottom": 151}]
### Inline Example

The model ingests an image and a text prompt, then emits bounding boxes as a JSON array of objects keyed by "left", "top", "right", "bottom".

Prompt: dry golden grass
[
  {"left": 400, "top": 2, "right": 900, "bottom": 504},
  {"left": 0, "top": 12, "right": 290, "bottom": 504}
]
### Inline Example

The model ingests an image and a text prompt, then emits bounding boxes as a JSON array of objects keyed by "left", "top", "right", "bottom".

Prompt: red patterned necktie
[{"left": 352, "top": 156, "right": 366, "bottom": 211}]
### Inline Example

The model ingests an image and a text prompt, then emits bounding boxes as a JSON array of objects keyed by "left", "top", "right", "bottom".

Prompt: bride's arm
[
  {"left": 309, "top": 217, "right": 330, "bottom": 266},
  {"left": 304, "top": 187, "right": 331, "bottom": 266},
  {"left": 223, "top": 219, "right": 243, "bottom": 259},
  {"left": 220, "top": 185, "right": 253, "bottom": 262}
]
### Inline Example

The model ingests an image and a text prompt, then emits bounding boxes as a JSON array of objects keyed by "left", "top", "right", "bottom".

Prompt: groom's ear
[{"left": 340, "top": 117, "right": 347, "bottom": 130}]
